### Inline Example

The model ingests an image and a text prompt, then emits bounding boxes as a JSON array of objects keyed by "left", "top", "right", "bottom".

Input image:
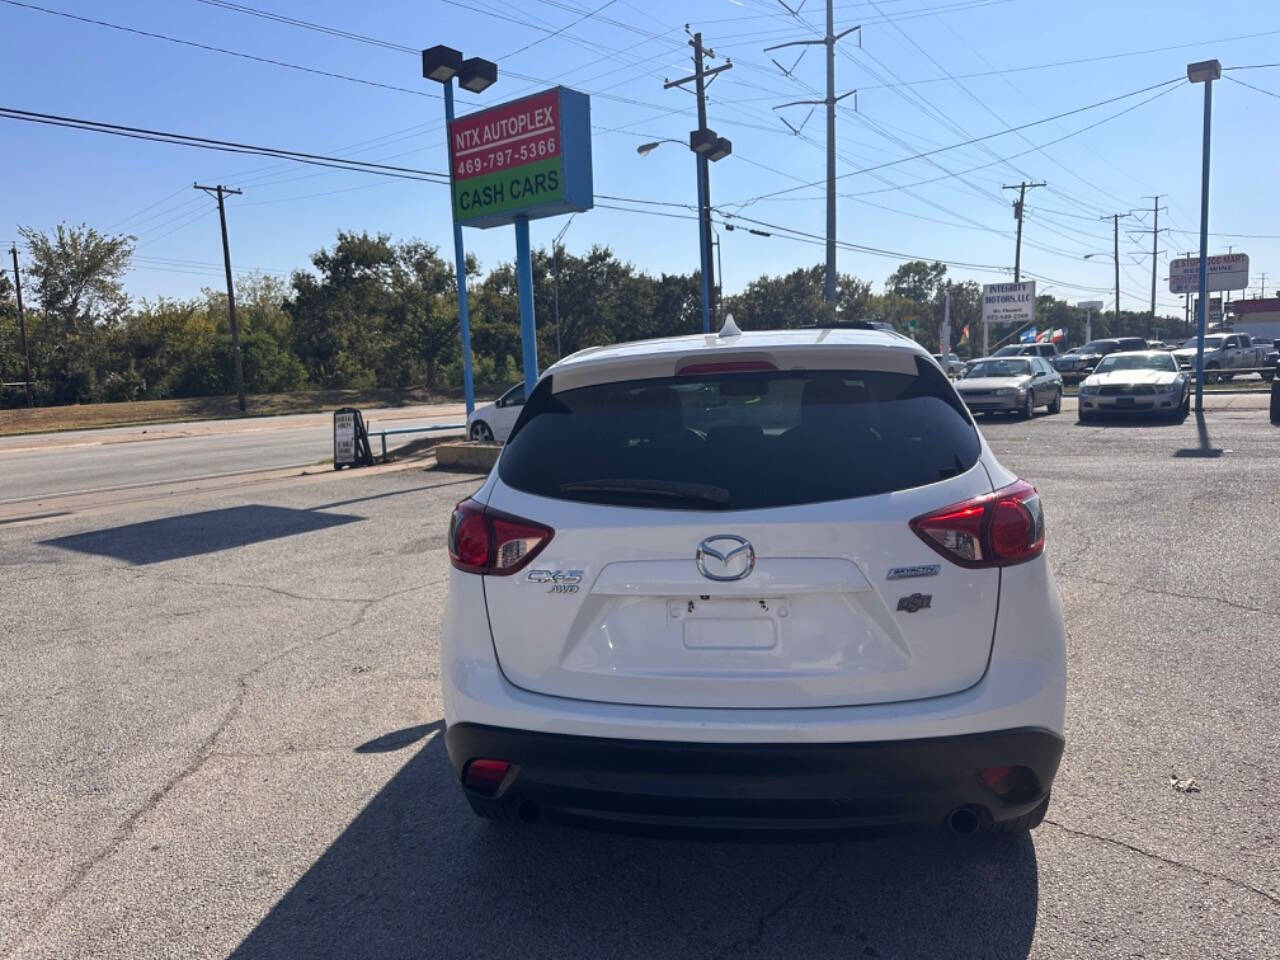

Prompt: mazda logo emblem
[{"left": 696, "top": 535, "right": 756, "bottom": 582}]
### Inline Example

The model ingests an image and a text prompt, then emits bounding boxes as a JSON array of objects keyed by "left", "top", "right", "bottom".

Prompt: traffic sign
[
  {"left": 1169, "top": 253, "right": 1248, "bottom": 294},
  {"left": 449, "top": 86, "right": 593, "bottom": 228}
]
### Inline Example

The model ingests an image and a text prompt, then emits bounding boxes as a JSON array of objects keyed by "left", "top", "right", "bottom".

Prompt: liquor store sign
[{"left": 449, "top": 86, "right": 593, "bottom": 228}]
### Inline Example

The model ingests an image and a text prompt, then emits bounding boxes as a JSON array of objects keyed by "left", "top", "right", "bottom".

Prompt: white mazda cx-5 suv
[{"left": 442, "top": 324, "right": 1066, "bottom": 835}]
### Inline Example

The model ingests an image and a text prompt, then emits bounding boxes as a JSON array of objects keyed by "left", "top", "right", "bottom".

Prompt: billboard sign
[
  {"left": 1169, "top": 253, "right": 1248, "bottom": 294},
  {"left": 449, "top": 86, "right": 593, "bottom": 228},
  {"left": 1077, "top": 300, "right": 1105, "bottom": 311},
  {"left": 1194, "top": 296, "right": 1223, "bottom": 325},
  {"left": 982, "top": 281, "right": 1036, "bottom": 325}
]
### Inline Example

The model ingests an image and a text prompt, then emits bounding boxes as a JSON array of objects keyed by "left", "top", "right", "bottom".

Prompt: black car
[{"left": 1053, "top": 337, "right": 1146, "bottom": 376}]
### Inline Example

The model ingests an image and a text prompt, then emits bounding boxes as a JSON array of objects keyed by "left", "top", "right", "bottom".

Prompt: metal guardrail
[{"left": 368, "top": 422, "right": 466, "bottom": 462}]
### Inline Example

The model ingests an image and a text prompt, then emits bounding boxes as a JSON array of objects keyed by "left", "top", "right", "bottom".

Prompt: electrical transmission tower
[{"left": 765, "top": 1, "right": 859, "bottom": 306}]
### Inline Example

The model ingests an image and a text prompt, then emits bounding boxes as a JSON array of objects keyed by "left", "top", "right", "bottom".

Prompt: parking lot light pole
[
  {"left": 1188, "top": 59, "right": 1221, "bottom": 413},
  {"left": 423, "top": 45, "right": 497, "bottom": 416}
]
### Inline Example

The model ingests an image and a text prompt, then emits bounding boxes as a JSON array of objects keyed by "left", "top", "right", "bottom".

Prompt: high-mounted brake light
[
  {"left": 677, "top": 360, "right": 777, "bottom": 375},
  {"left": 448, "top": 498, "right": 552, "bottom": 575},
  {"left": 909, "top": 479, "right": 1045, "bottom": 568}
]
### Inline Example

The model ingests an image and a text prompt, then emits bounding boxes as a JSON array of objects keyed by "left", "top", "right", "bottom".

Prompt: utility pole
[
  {"left": 551, "top": 213, "right": 576, "bottom": 360},
  {"left": 1102, "top": 212, "right": 1130, "bottom": 331},
  {"left": 1142, "top": 195, "right": 1167, "bottom": 338},
  {"left": 194, "top": 184, "right": 246, "bottom": 414},
  {"left": 665, "top": 31, "right": 732, "bottom": 331},
  {"left": 9, "top": 244, "right": 33, "bottom": 407},
  {"left": 1002, "top": 180, "right": 1046, "bottom": 281},
  {"left": 765, "top": 5, "right": 859, "bottom": 306}
]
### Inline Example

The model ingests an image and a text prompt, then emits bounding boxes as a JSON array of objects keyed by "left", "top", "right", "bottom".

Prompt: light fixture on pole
[
  {"left": 1187, "top": 58, "right": 1221, "bottom": 414},
  {"left": 422, "top": 44, "right": 498, "bottom": 416}
]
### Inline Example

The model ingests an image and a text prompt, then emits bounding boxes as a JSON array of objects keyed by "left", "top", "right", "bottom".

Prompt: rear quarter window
[{"left": 500, "top": 358, "right": 981, "bottom": 511}]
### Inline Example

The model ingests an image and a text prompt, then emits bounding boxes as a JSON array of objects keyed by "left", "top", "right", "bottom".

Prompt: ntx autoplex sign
[{"left": 449, "top": 87, "right": 593, "bottom": 228}]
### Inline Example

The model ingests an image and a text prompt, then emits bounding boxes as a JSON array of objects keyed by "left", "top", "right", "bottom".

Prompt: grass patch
[{"left": 0, "top": 385, "right": 501, "bottom": 438}]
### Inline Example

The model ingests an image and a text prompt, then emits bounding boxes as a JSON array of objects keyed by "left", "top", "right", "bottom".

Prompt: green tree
[{"left": 885, "top": 260, "right": 947, "bottom": 304}]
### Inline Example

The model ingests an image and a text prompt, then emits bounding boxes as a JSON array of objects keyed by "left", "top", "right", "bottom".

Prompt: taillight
[
  {"left": 909, "top": 479, "right": 1044, "bottom": 568},
  {"left": 448, "top": 498, "right": 552, "bottom": 575}
]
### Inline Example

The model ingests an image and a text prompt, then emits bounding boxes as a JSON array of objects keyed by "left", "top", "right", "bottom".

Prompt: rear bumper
[{"left": 446, "top": 722, "right": 1064, "bottom": 835}]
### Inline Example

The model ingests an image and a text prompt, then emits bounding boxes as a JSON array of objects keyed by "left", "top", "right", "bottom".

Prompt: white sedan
[
  {"left": 466, "top": 382, "right": 525, "bottom": 442},
  {"left": 1077, "top": 351, "right": 1189, "bottom": 422}
]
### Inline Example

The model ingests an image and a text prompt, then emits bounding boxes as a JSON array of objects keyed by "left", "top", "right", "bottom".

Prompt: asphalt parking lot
[{"left": 2, "top": 403, "right": 1278, "bottom": 959}]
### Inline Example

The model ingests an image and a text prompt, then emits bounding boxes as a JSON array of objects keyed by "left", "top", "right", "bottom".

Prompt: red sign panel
[{"left": 450, "top": 89, "right": 561, "bottom": 182}]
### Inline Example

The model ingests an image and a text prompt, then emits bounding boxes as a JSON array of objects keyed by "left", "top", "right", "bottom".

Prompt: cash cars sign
[
  {"left": 982, "top": 280, "right": 1036, "bottom": 325},
  {"left": 449, "top": 86, "right": 593, "bottom": 228}
]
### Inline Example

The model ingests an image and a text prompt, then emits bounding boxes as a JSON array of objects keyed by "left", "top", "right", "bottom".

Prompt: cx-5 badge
[{"left": 696, "top": 535, "right": 756, "bottom": 582}]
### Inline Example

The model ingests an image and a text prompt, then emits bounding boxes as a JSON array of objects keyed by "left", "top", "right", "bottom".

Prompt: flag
[
  {"left": 1051, "top": 327, "right": 1066, "bottom": 343},
  {"left": 1036, "top": 328, "right": 1051, "bottom": 343},
  {"left": 1020, "top": 328, "right": 1037, "bottom": 343},
  {"left": 959, "top": 324, "right": 970, "bottom": 343}
]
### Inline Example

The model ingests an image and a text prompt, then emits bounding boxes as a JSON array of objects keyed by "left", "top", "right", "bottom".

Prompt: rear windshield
[{"left": 499, "top": 359, "right": 981, "bottom": 511}]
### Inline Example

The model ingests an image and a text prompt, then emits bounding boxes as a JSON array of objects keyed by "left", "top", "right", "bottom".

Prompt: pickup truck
[
  {"left": 1171, "top": 333, "right": 1269, "bottom": 381},
  {"left": 992, "top": 342, "right": 1060, "bottom": 359}
]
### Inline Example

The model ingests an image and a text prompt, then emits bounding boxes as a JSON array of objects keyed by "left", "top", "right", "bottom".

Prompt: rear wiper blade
[{"left": 558, "top": 478, "right": 731, "bottom": 506}]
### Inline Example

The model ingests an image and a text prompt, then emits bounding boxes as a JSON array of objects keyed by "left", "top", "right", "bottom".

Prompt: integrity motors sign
[
  {"left": 449, "top": 86, "right": 593, "bottom": 228},
  {"left": 982, "top": 281, "right": 1037, "bottom": 325}
]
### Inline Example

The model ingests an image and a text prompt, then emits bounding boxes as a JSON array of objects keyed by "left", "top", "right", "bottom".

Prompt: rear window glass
[{"left": 499, "top": 358, "right": 980, "bottom": 511}]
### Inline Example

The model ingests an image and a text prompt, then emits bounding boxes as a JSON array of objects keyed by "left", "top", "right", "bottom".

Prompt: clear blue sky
[{"left": 3, "top": 0, "right": 1279, "bottom": 317}]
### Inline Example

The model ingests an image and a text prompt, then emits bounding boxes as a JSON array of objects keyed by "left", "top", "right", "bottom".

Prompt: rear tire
[
  {"left": 1047, "top": 388, "right": 1062, "bottom": 414},
  {"left": 992, "top": 794, "right": 1051, "bottom": 833}
]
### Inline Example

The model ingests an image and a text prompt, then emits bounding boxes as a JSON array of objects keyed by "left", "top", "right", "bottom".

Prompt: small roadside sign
[{"left": 333, "top": 408, "right": 373, "bottom": 469}]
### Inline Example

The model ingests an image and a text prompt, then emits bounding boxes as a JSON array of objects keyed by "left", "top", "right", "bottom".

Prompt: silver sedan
[{"left": 954, "top": 356, "right": 1063, "bottom": 419}]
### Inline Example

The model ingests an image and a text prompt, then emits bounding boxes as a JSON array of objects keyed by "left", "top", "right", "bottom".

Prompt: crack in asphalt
[
  {"left": 707, "top": 849, "right": 839, "bottom": 960},
  {"left": 1044, "top": 819, "right": 1280, "bottom": 908},
  {"left": 0, "top": 581, "right": 431, "bottom": 960},
  {"left": 1056, "top": 571, "right": 1280, "bottom": 619}
]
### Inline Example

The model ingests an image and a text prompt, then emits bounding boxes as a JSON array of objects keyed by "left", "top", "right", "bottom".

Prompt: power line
[
  {"left": 500, "top": 0, "right": 619, "bottom": 59},
  {"left": 0, "top": 106, "right": 450, "bottom": 182},
  {"left": 0, "top": 0, "right": 444, "bottom": 101}
]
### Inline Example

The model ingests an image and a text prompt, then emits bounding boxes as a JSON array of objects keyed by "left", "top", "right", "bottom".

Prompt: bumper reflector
[{"left": 463, "top": 758, "right": 512, "bottom": 795}]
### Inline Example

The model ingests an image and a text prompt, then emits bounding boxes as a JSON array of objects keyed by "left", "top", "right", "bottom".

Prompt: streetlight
[
  {"left": 636, "top": 133, "right": 732, "bottom": 333},
  {"left": 422, "top": 44, "right": 498, "bottom": 416},
  {"left": 1188, "top": 57, "right": 1221, "bottom": 414}
]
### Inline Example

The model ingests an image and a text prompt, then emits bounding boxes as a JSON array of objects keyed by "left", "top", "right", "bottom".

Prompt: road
[
  {"left": 1, "top": 404, "right": 1277, "bottom": 958},
  {"left": 0, "top": 403, "right": 466, "bottom": 505}
]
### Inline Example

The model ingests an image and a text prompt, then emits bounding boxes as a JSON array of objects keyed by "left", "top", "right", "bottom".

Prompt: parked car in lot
[
  {"left": 466, "top": 382, "right": 525, "bottom": 442},
  {"left": 1053, "top": 337, "right": 1146, "bottom": 377},
  {"left": 992, "top": 342, "right": 1060, "bottom": 360},
  {"left": 1171, "top": 332, "right": 1268, "bottom": 381},
  {"left": 955, "top": 356, "right": 1063, "bottom": 418},
  {"left": 1077, "top": 350, "right": 1190, "bottom": 422},
  {"left": 443, "top": 325, "right": 1066, "bottom": 835},
  {"left": 932, "top": 351, "right": 964, "bottom": 375}
]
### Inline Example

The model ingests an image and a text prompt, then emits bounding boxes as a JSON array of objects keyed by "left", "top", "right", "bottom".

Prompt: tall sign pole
[
  {"left": 9, "top": 244, "right": 33, "bottom": 407},
  {"left": 1188, "top": 59, "right": 1222, "bottom": 413},
  {"left": 442, "top": 79, "right": 477, "bottom": 415}
]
